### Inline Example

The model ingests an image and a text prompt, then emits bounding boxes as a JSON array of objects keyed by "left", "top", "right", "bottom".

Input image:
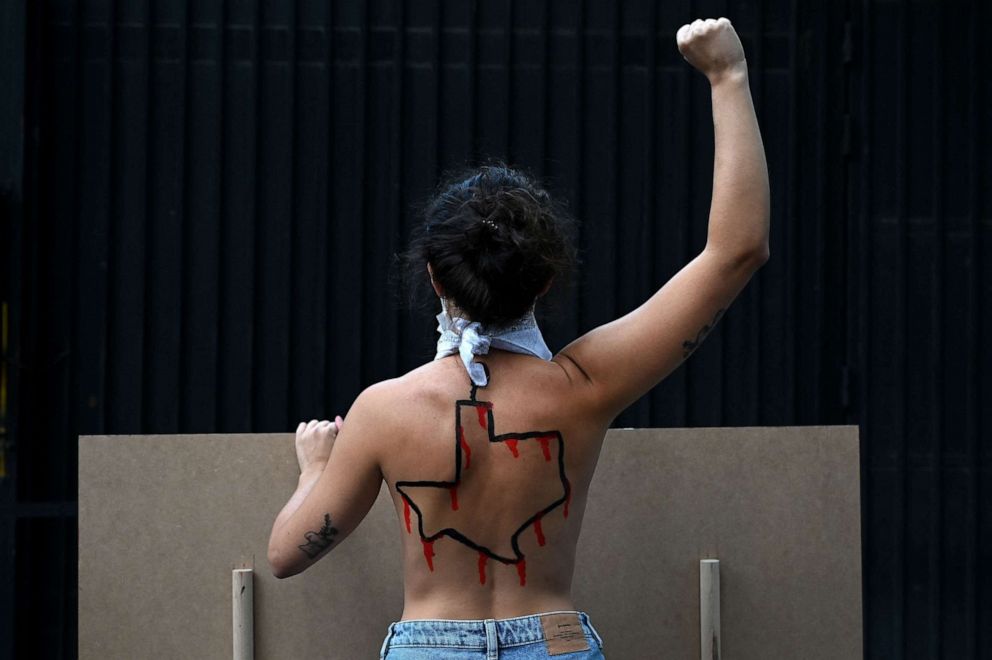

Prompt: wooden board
[{"left": 79, "top": 426, "right": 862, "bottom": 659}]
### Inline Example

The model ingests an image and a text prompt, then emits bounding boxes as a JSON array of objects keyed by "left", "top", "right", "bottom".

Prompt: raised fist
[{"left": 676, "top": 17, "right": 746, "bottom": 84}]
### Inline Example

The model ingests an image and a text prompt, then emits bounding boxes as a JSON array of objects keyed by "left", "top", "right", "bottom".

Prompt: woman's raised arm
[{"left": 554, "top": 18, "right": 770, "bottom": 421}]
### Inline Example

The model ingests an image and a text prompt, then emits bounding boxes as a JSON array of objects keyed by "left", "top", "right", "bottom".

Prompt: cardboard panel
[{"left": 79, "top": 426, "right": 861, "bottom": 659}]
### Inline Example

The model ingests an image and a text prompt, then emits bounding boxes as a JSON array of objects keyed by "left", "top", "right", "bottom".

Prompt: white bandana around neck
[{"left": 434, "top": 297, "right": 553, "bottom": 387}]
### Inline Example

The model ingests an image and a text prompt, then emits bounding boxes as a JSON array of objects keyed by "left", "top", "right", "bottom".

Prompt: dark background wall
[{"left": 1, "top": 0, "right": 988, "bottom": 658}]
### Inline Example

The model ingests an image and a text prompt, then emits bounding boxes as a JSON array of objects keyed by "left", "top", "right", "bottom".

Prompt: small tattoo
[
  {"left": 298, "top": 513, "right": 339, "bottom": 559},
  {"left": 682, "top": 308, "right": 726, "bottom": 358}
]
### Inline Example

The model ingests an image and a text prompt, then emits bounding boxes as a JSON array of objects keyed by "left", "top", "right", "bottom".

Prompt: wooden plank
[
  {"left": 232, "top": 568, "right": 254, "bottom": 660},
  {"left": 700, "top": 559, "right": 720, "bottom": 660},
  {"left": 78, "top": 426, "right": 862, "bottom": 659}
]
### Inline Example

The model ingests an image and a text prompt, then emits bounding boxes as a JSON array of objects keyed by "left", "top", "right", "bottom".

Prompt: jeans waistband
[{"left": 379, "top": 610, "right": 603, "bottom": 656}]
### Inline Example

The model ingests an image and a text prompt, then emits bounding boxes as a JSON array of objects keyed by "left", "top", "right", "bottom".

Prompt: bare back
[{"left": 380, "top": 349, "right": 608, "bottom": 620}]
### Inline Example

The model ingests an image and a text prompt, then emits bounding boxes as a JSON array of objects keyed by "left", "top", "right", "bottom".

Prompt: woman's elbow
[
  {"left": 733, "top": 239, "right": 769, "bottom": 269},
  {"left": 267, "top": 545, "right": 298, "bottom": 580},
  {"left": 750, "top": 243, "right": 770, "bottom": 266}
]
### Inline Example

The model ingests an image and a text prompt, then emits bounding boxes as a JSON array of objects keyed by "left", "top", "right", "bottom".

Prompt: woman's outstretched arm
[
  {"left": 554, "top": 17, "right": 770, "bottom": 420},
  {"left": 693, "top": 18, "right": 770, "bottom": 259}
]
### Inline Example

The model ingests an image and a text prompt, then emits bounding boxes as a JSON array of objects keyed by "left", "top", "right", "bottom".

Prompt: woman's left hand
[{"left": 295, "top": 415, "right": 345, "bottom": 476}]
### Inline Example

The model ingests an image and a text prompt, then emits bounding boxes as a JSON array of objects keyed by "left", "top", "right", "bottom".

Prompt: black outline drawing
[{"left": 395, "top": 366, "right": 571, "bottom": 574}]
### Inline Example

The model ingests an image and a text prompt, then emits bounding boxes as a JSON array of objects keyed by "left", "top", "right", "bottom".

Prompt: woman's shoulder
[
  {"left": 358, "top": 359, "right": 462, "bottom": 410},
  {"left": 362, "top": 353, "right": 604, "bottom": 423},
  {"left": 344, "top": 361, "right": 465, "bottom": 445}
]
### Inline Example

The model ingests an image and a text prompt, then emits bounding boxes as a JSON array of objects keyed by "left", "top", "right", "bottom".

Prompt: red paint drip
[
  {"left": 458, "top": 426, "right": 471, "bottom": 469},
  {"left": 422, "top": 539, "right": 435, "bottom": 571},
  {"left": 505, "top": 439, "right": 520, "bottom": 458},
  {"left": 403, "top": 499, "right": 412, "bottom": 534},
  {"left": 564, "top": 489, "right": 571, "bottom": 518},
  {"left": 449, "top": 485, "right": 459, "bottom": 511},
  {"left": 476, "top": 404, "right": 488, "bottom": 429},
  {"left": 478, "top": 552, "right": 488, "bottom": 585},
  {"left": 534, "top": 516, "right": 546, "bottom": 546},
  {"left": 538, "top": 436, "right": 552, "bottom": 461},
  {"left": 516, "top": 559, "right": 527, "bottom": 586}
]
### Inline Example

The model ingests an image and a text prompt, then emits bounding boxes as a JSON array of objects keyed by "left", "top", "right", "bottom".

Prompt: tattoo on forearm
[
  {"left": 682, "top": 308, "right": 726, "bottom": 358},
  {"left": 298, "top": 514, "right": 339, "bottom": 558}
]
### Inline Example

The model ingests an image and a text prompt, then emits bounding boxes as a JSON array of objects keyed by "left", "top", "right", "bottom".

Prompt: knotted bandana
[{"left": 434, "top": 297, "right": 552, "bottom": 387}]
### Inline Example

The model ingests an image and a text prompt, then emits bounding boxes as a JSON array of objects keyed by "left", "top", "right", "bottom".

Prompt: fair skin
[{"left": 268, "top": 17, "right": 769, "bottom": 619}]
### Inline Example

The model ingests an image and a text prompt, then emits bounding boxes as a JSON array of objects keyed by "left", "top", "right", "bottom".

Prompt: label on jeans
[{"left": 540, "top": 612, "right": 590, "bottom": 655}]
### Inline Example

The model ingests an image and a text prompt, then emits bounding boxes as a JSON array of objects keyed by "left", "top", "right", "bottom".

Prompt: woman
[{"left": 268, "top": 17, "right": 769, "bottom": 659}]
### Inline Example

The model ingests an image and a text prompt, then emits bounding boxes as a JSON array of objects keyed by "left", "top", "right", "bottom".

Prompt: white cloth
[{"left": 434, "top": 298, "right": 552, "bottom": 387}]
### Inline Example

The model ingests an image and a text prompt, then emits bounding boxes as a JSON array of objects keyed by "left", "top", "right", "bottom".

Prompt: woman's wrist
[
  {"left": 298, "top": 465, "right": 325, "bottom": 487},
  {"left": 708, "top": 60, "right": 749, "bottom": 88}
]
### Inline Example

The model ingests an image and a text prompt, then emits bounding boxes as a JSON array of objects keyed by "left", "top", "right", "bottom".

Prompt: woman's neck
[{"left": 442, "top": 299, "right": 472, "bottom": 322}]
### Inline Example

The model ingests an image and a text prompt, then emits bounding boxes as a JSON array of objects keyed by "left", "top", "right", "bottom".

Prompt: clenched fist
[
  {"left": 676, "top": 17, "right": 746, "bottom": 85},
  {"left": 295, "top": 415, "right": 344, "bottom": 475}
]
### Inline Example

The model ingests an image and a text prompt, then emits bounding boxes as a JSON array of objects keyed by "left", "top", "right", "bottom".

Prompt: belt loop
[
  {"left": 580, "top": 612, "right": 605, "bottom": 647},
  {"left": 379, "top": 622, "right": 395, "bottom": 659},
  {"left": 484, "top": 618, "right": 498, "bottom": 660}
]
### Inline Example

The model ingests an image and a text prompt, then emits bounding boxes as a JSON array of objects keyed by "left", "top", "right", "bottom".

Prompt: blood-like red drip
[
  {"left": 538, "top": 436, "right": 552, "bottom": 461},
  {"left": 564, "top": 489, "right": 571, "bottom": 518},
  {"left": 478, "top": 552, "right": 488, "bottom": 585},
  {"left": 403, "top": 499, "right": 411, "bottom": 534},
  {"left": 449, "top": 485, "right": 459, "bottom": 511},
  {"left": 476, "top": 404, "right": 488, "bottom": 429},
  {"left": 422, "top": 539, "right": 435, "bottom": 571},
  {"left": 516, "top": 559, "right": 527, "bottom": 586},
  {"left": 505, "top": 439, "right": 520, "bottom": 458},
  {"left": 534, "top": 516, "right": 546, "bottom": 546},
  {"left": 458, "top": 426, "right": 471, "bottom": 469}
]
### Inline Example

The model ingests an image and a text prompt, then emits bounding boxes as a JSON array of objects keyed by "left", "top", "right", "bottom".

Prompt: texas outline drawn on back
[{"left": 395, "top": 375, "right": 572, "bottom": 587}]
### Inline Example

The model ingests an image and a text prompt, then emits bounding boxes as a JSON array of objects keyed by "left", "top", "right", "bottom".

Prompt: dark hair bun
[{"left": 402, "top": 160, "right": 577, "bottom": 328}]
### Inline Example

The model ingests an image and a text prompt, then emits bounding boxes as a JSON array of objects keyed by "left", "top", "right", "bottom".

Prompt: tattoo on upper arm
[
  {"left": 298, "top": 513, "right": 339, "bottom": 559},
  {"left": 682, "top": 308, "right": 726, "bottom": 358}
]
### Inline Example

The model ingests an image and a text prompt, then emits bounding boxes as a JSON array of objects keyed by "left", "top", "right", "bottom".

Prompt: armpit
[{"left": 551, "top": 351, "right": 593, "bottom": 385}]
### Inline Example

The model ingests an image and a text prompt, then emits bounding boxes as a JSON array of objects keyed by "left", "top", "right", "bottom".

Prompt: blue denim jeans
[{"left": 379, "top": 610, "right": 606, "bottom": 659}]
